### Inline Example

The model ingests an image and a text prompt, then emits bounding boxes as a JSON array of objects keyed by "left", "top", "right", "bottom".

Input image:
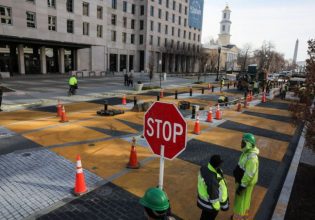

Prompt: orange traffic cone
[
  {"left": 59, "top": 106, "right": 69, "bottom": 122},
  {"left": 194, "top": 113, "right": 201, "bottom": 135},
  {"left": 262, "top": 92, "right": 266, "bottom": 103},
  {"left": 249, "top": 91, "right": 253, "bottom": 102},
  {"left": 122, "top": 95, "right": 127, "bottom": 105},
  {"left": 74, "top": 155, "right": 88, "bottom": 196},
  {"left": 206, "top": 106, "right": 213, "bottom": 122},
  {"left": 236, "top": 101, "right": 242, "bottom": 112},
  {"left": 215, "top": 104, "right": 222, "bottom": 120},
  {"left": 127, "top": 137, "right": 140, "bottom": 169},
  {"left": 56, "top": 100, "right": 62, "bottom": 117},
  {"left": 160, "top": 89, "right": 164, "bottom": 98}
]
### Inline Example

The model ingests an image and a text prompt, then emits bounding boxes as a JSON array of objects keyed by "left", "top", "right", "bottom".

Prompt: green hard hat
[
  {"left": 140, "top": 187, "right": 170, "bottom": 211},
  {"left": 242, "top": 133, "right": 256, "bottom": 146}
]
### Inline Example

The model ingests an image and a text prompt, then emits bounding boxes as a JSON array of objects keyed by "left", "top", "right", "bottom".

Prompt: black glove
[{"left": 236, "top": 185, "right": 246, "bottom": 195}]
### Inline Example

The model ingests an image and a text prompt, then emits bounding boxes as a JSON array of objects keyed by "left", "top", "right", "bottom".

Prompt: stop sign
[{"left": 144, "top": 102, "right": 187, "bottom": 160}]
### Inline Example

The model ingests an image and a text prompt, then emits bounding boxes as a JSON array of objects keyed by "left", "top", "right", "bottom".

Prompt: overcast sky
[{"left": 201, "top": 0, "right": 315, "bottom": 61}]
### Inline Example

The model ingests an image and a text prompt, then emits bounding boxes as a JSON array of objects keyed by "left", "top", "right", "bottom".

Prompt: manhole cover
[{"left": 22, "top": 153, "right": 31, "bottom": 157}]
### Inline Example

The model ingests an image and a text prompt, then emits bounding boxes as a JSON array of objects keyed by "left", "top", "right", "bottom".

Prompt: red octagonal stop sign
[{"left": 144, "top": 102, "right": 187, "bottom": 160}]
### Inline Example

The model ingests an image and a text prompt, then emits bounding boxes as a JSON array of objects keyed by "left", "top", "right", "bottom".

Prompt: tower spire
[{"left": 218, "top": 4, "right": 232, "bottom": 46}]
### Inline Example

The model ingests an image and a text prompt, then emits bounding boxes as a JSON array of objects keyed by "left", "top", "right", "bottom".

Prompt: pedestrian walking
[
  {"left": 197, "top": 155, "right": 229, "bottom": 220},
  {"left": 0, "top": 85, "right": 3, "bottom": 112},
  {"left": 140, "top": 187, "right": 176, "bottom": 220},
  {"left": 124, "top": 72, "right": 129, "bottom": 86},
  {"left": 68, "top": 74, "right": 78, "bottom": 96},
  {"left": 129, "top": 73, "right": 134, "bottom": 87},
  {"left": 232, "top": 133, "right": 260, "bottom": 220},
  {"left": 281, "top": 83, "right": 288, "bottom": 100}
]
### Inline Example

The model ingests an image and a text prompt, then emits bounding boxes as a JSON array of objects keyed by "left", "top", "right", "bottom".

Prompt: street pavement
[{"left": 0, "top": 76, "right": 301, "bottom": 219}]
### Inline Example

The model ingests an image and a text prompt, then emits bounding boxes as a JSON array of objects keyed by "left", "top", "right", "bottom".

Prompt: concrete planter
[{"left": 134, "top": 83, "right": 144, "bottom": 91}]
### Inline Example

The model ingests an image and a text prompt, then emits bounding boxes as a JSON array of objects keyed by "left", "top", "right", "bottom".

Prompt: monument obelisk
[{"left": 293, "top": 39, "right": 299, "bottom": 65}]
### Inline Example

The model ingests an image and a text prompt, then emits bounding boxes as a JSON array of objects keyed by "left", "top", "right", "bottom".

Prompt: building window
[
  {"left": 172, "top": 14, "right": 175, "bottom": 23},
  {"left": 97, "top": 6, "right": 103, "bottom": 19},
  {"left": 193, "top": 33, "right": 196, "bottom": 41},
  {"left": 179, "top": 3, "right": 182, "bottom": 13},
  {"left": 112, "top": 0, "right": 117, "bottom": 9},
  {"left": 26, "top": 11, "right": 36, "bottom": 28},
  {"left": 0, "top": 6, "right": 12, "bottom": 25},
  {"left": 184, "top": 18, "right": 187, "bottom": 27},
  {"left": 132, "top": 4, "right": 136, "bottom": 14},
  {"left": 111, "top": 30, "right": 116, "bottom": 41},
  {"left": 172, "top": 27, "right": 174, "bottom": 36},
  {"left": 139, "top": 34, "right": 143, "bottom": 44},
  {"left": 166, "top": 0, "right": 169, "bottom": 8},
  {"left": 173, "top": 1, "right": 176, "bottom": 10},
  {"left": 222, "top": 25, "right": 225, "bottom": 31},
  {"left": 165, "top": 11, "right": 168, "bottom": 21},
  {"left": 165, "top": 25, "right": 168, "bottom": 34},
  {"left": 47, "top": 0, "right": 56, "bottom": 8},
  {"left": 122, "top": 32, "right": 127, "bottom": 43},
  {"left": 150, "top": 35, "right": 153, "bottom": 45},
  {"left": 66, "top": 0, "right": 73, "bottom": 12},
  {"left": 189, "top": 32, "right": 191, "bottom": 40},
  {"left": 48, "top": 16, "right": 56, "bottom": 31},
  {"left": 178, "top": 29, "right": 180, "bottom": 37},
  {"left": 158, "top": 9, "right": 161, "bottom": 19},
  {"left": 131, "top": 19, "right": 135, "bottom": 29},
  {"left": 183, "top": 30, "right": 186, "bottom": 39},
  {"left": 150, "top": 21, "right": 154, "bottom": 31},
  {"left": 26, "top": 0, "right": 35, "bottom": 3},
  {"left": 159, "top": 0, "right": 162, "bottom": 5},
  {"left": 140, "top": 20, "right": 144, "bottom": 30},
  {"left": 131, "top": 34, "right": 135, "bottom": 44},
  {"left": 140, "top": 5, "right": 144, "bottom": 15},
  {"left": 158, "top": 23, "right": 161, "bottom": 33},
  {"left": 165, "top": 38, "right": 167, "bottom": 46},
  {"left": 171, "top": 39, "right": 174, "bottom": 48},
  {"left": 185, "top": 6, "right": 187, "bottom": 15},
  {"left": 83, "top": 22, "right": 89, "bottom": 35},
  {"left": 83, "top": 2, "right": 89, "bottom": 16},
  {"left": 123, "top": 1, "right": 127, "bottom": 12},
  {"left": 178, "top": 16, "right": 181, "bottom": 25},
  {"left": 97, "top": 25, "right": 103, "bottom": 38},
  {"left": 111, "top": 14, "right": 116, "bottom": 25},
  {"left": 122, "top": 17, "right": 127, "bottom": 28},
  {"left": 177, "top": 41, "right": 180, "bottom": 49},
  {"left": 67, "top": 19, "right": 73, "bottom": 33},
  {"left": 150, "top": 6, "right": 154, "bottom": 17},
  {"left": 157, "top": 37, "right": 160, "bottom": 46},
  {"left": 198, "top": 34, "right": 200, "bottom": 42},
  {"left": 224, "top": 13, "right": 226, "bottom": 19}
]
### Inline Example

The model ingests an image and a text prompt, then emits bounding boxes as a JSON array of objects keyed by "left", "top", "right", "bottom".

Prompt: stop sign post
[{"left": 144, "top": 102, "right": 187, "bottom": 189}]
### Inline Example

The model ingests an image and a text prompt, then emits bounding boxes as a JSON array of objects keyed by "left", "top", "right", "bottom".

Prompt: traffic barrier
[
  {"left": 122, "top": 95, "right": 127, "bottom": 105},
  {"left": 262, "top": 92, "right": 267, "bottom": 103},
  {"left": 56, "top": 100, "right": 62, "bottom": 117},
  {"left": 157, "top": 95, "right": 160, "bottom": 101},
  {"left": 59, "top": 106, "right": 69, "bottom": 123},
  {"left": 201, "top": 87, "right": 205, "bottom": 94},
  {"left": 127, "top": 137, "right": 140, "bottom": 169},
  {"left": 194, "top": 113, "right": 201, "bottom": 135},
  {"left": 211, "top": 86, "right": 214, "bottom": 92},
  {"left": 249, "top": 91, "right": 253, "bottom": 102},
  {"left": 160, "top": 89, "right": 164, "bottom": 98},
  {"left": 175, "top": 90, "right": 178, "bottom": 99},
  {"left": 215, "top": 104, "right": 222, "bottom": 120},
  {"left": 206, "top": 106, "right": 213, "bottom": 122},
  {"left": 208, "top": 83, "right": 211, "bottom": 90},
  {"left": 134, "top": 96, "right": 137, "bottom": 106},
  {"left": 189, "top": 87, "right": 193, "bottom": 96},
  {"left": 73, "top": 155, "right": 88, "bottom": 196}
]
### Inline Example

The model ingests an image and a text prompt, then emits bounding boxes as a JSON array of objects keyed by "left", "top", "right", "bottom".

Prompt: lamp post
[
  {"left": 159, "top": 59, "right": 162, "bottom": 88},
  {"left": 215, "top": 47, "right": 221, "bottom": 81}
]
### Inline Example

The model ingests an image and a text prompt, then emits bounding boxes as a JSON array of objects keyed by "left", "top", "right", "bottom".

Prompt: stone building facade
[{"left": 0, "top": 0, "right": 203, "bottom": 75}]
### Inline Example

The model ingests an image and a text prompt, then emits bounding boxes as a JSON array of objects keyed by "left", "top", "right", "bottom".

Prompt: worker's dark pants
[
  {"left": 69, "top": 85, "right": 76, "bottom": 95},
  {"left": 200, "top": 210, "right": 218, "bottom": 220},
  {"left": 0, "top": 96, "right": 2, "bottom": 110}
]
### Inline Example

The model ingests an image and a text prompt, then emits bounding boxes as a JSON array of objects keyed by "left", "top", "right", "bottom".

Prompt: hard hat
[
  {"left": 140, "top": 187, "right": 170, "bottom": 211},
  {"left": 242, "top": 133, "right": 256, "bottom": 146}
]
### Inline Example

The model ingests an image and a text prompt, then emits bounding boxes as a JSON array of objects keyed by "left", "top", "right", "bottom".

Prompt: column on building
[
  {"left": 165, "top": 54, "right": 169, "bottom": 73},
  {"left": 186, "top": 57, "right": 191, "bottom": 73},
  {"left": 40, "top": 46, "right": 47, "bottom": 74},
  {"left": 117, "top": 52, "right": 120, "bottom": 72},
  {"left": 126, "top": 53, "right": 130, "bottom": 72},
  {"left": 177, "top": 55, "right": 182, "bottom": 73},
  {"left": 18, "top": 44, "right": 25, "bottom": 75},
  {"left": 58, "top": 48, "right": 65, "bottom": 74},
  {"left": 171, "top": 54, "right": 176, "bottom": 73},
  {"left": 182, "top": 56, "right": 187, "bottom": 73}
]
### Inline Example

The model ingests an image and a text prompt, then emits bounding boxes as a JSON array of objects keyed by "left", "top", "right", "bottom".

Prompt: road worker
[
  {"left": 197, "top": 155, "right": 229, "bottom": 220},
  {"left": 218, "top": 95, "right": 229, "bottom": 106},
  {"left": 232, "top": 133, "right": 260, "bottom": 220},
  {"left": 68, "top": 74, "right": 78, "bottom": 96}
]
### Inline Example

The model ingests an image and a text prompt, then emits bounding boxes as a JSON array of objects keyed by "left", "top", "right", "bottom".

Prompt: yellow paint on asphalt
[
  {"left": 246, "top": 105, "right": 292, "bottom": 117},
  {"left": 24, "top": 124, "right": 107, "bottom": 147},
  {"left": 0, "top": 110, "right": 54, "bottom": 126},
  {"left": 63, "top": 102, "right": 100, "bottom": 112},
  {"left": 195, "top": 127, "right": 288, "bottom": 161},
  {"left": 52, "top": 138, "right": 151, "bottom": 178}
]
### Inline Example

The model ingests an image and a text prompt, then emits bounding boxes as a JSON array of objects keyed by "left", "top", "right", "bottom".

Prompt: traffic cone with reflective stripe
[
  {"left": 74, "top": 155, "right": 87, "bottom": 196},
  {"left": 127, "top": 137, "right": 140, "bottom": 169},
  {"left": 160, "top": 89, "right": 164, "bottom": 98},
  {"left": 236, "top": 101, "right": 242, "bottom": 112},
  {"left": 194, "top": 113, "right": 201, "bottom": 135},
  {"left": 206, "top": 106, "right": 213, "bottom": 122},
  {"left": 56, "top": 100, "right": 62, "bottom": 117},
  {"left": 59, "top": 106, "right": 69, "bottom": 123},
  {"left": 216, "top": 104, "right": 222, "bottom": 120},
  {"left": 122, "top": 94, "right": 127, "bottom": 105}
]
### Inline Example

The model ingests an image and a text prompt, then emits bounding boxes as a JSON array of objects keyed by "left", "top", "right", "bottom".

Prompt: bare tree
[
  {"left": 269, "top": 51, "right": 285, "bottom": 73},
  {"left": 290, "top": 39, "right": 315, "bottom": 151},
  {"left": 237, "top": 43, "right": 252, "bottom": 72}
]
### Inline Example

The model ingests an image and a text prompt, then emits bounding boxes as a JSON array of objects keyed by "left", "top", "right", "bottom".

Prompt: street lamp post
[
  {"left": 215, "top": 47, "right": 221, "bottom": 81},
  {"left": 159, "top": 59, "right": 162, "bottom": 88}
]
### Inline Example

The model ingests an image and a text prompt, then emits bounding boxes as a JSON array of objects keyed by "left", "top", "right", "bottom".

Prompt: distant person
[
  {"left": 197, "top": 155, "right": 229, "bottom": 220},
  {"left": 68, "top": 74, "right": 78, "bottom": 96},
  {"left": 232, "top": 133, "right": 259, "bottom": 220},
  {"left": 218, "top": 95, "right": 229, "bottom": 107},
  {"left": 140, "top": 187, "right": 176, "bottom": 220},
  {"left": 0, "top": 85, "right": 3, "bottom": 111},
  {"left": 220, "top": 79, "right": 225, "bottom": 92},
  {"left": 129, "top": 73, "right": 134, "bottom": 87},
  {"left": 124, "top": 72, "right": 129, "bottom": 86},
  {"left": 253, "top": 81, "right": 259, "bottom": 95}
]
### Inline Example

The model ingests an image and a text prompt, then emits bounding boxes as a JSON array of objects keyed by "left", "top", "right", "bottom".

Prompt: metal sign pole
[{"left": 158, "top": 145, "right": 165, "bottom": 189}]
